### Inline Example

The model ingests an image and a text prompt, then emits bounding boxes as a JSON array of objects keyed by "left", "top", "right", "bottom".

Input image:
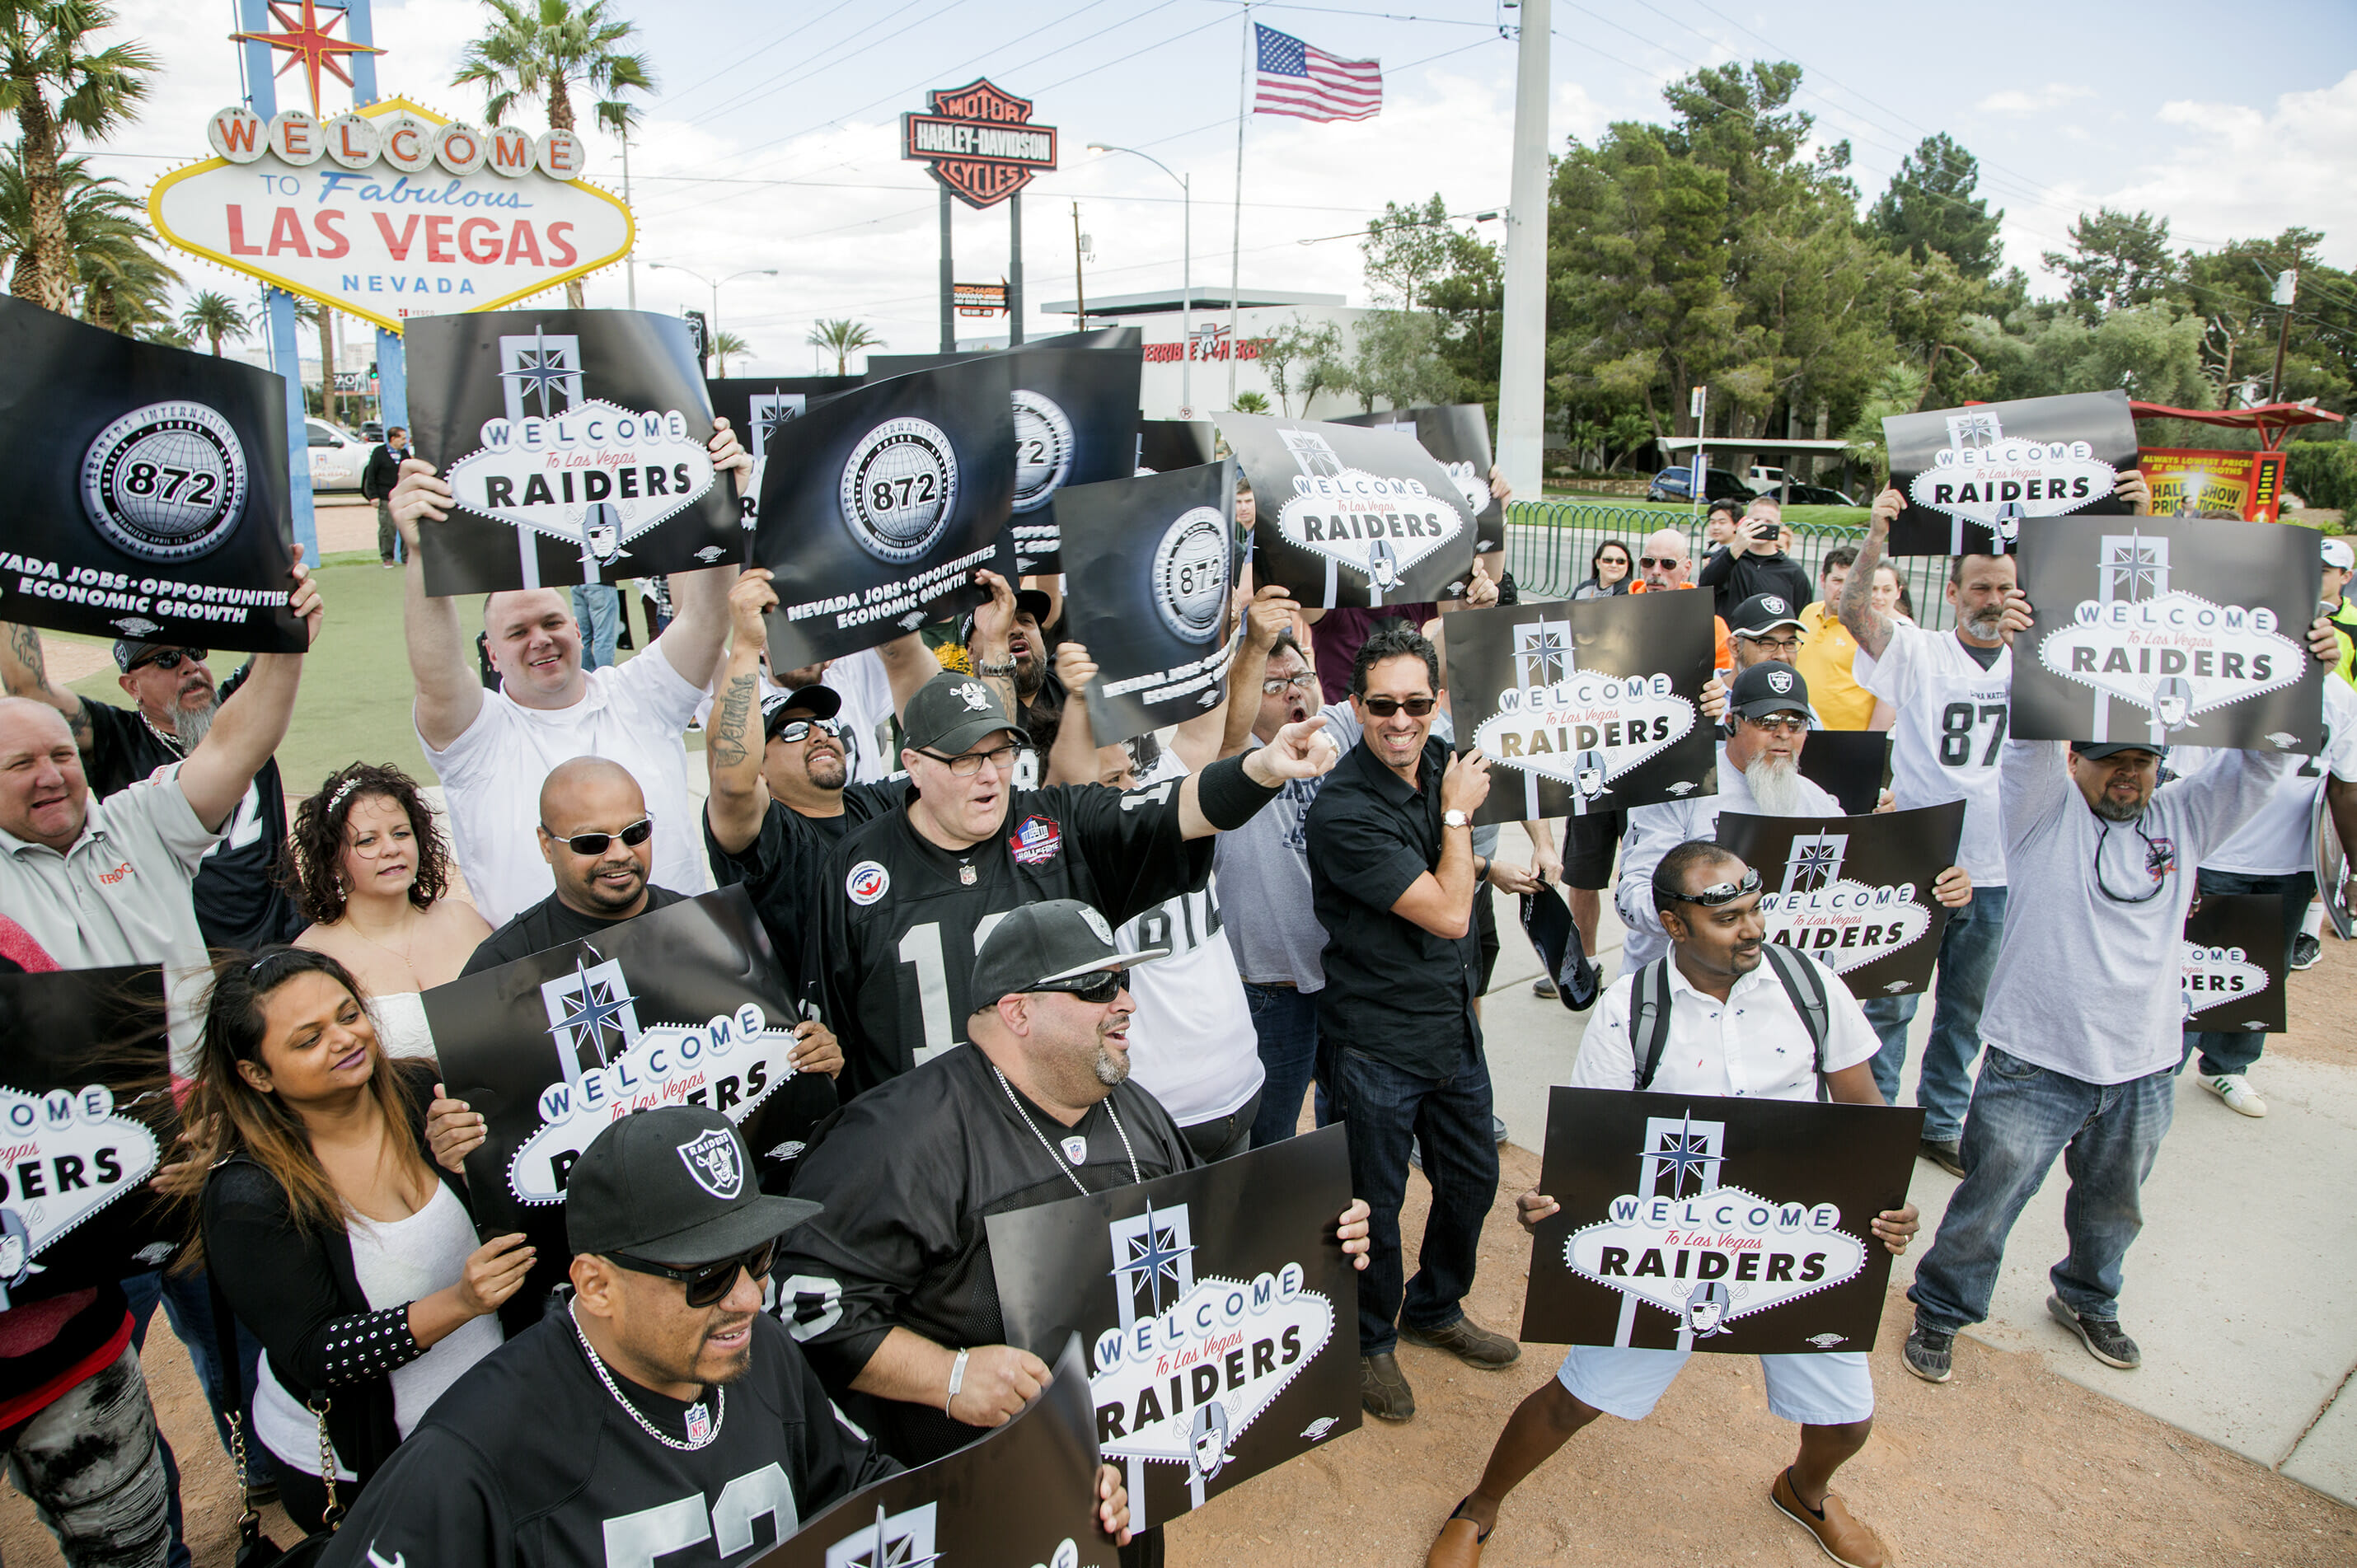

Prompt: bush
[{"left": 2286, "top": 441, "right": 2357, "bottom": 513}]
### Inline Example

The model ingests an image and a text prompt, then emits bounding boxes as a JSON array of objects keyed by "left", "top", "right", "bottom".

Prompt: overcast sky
[{"left": 97, "top": 0, "right": 2357, "bottom": 372}]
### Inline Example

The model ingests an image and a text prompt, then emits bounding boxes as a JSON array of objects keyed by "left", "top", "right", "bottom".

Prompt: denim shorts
[{"left": 1557, "top": 1343, "right": 1874, "bottom": 1425}]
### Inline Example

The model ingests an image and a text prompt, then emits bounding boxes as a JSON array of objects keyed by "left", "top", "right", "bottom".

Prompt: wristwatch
[{"left": 1442, "top": 809, "right": 1470, "bottom": 829}]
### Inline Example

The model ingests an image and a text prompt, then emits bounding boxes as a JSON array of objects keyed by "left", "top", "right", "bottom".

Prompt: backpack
[{"left": 1628, "top": 944, "right": 1835, "bottom": 1101}]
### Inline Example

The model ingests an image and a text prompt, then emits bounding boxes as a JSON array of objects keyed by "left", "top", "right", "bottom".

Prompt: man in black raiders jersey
[
  {"left": 774, "top": 902, "right": 1362, "bottom": 1563},
  {"left": 322, "top": 1104, "right": 1134, "bottom": 1568},
  {"left": 813, "top": 663, "right": 1340, "bottom": 1096},
  {"left": 1, "top": 622, "right": 302, "bottom": 948}
]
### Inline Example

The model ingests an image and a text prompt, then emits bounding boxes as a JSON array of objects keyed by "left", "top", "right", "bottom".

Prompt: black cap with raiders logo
[
  {"left": 565, "top": 1106, "right": 821, "bottom": 1267},
  {"left": 1727, "top": 593, "right": 1805, "bottom": 639},
  {"left": 1728, "top": 659, "right": 1811, "bottom": 721},
  {"left": 2069, "top": 741, "right": 2164, "bottom": 761},
  {"left": 903, "top": 668, "right": 1031, "bottom": 758},
  {"left": 966, "top": 898, "right": 1169, "bottom": 1015},
  {"left": 760, "top": 682, "right": 841, "bottom": 744}
]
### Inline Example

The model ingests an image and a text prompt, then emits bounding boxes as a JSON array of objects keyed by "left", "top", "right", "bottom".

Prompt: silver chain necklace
[
  {"left": 569, "top": 1304, "right": 723, "bottom": 1451},
  {"left": 991, "top": 1065, "right": 1139, "bottom": 1196}
]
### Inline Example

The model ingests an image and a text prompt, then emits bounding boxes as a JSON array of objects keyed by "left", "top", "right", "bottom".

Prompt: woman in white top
[{"left": 291, "top": 764, "right": 491, "bottom": 1062}]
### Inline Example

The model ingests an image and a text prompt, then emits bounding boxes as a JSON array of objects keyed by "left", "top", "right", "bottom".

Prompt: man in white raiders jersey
[
  {"left": 773, "top": 902, "right": 1366, "bottom": 1566},
  {"left": 811, "top": 659, "right": 1340, "bottom": 1096},
  {"left": 320, "top": 1106, "right": 1134, "bottom": 1568}
]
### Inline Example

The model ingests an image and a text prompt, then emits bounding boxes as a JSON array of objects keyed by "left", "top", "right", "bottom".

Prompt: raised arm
[
  {"left": 1840, "top": 489, "right": 1902, "bottom": 660},
  {"left": 705, "top": 569, "right": 776, "bottom": 856},
  {"left": 875, "top": 630, "right": 940, "bottom": 723},
  {"left": 1174, "top": 716, "right": 1339, "bottom": 840},
  {"left": 176, "top": 553, "right": 323, "bottom": 831},
  {"left": 1043, "top": 642, "right": 1099, "bottom": 787},
  {"left": 649, "top": 419, "right": 752, "bottom": 692},
  {"left": 388, "top": 459, "right": 485, "bottom": 750},
  {"left": 0, "top": 621, "right": 92, "bottom": 751},
  {"left": 964, "top": 569, "right": 1022, "bottom": 718},
  {"left": 1207, "top": 584, "right": 1295, "bottom": 764}
]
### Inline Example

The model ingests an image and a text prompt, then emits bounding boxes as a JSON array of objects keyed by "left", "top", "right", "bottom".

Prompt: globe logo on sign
[
  {"left": 1152, "top": 507, "right": 1230, "bottom": 644},
  {"left": 80, "top": 401, "right": 248, "bottom": 563},
  {"left": 1010, "top": 388, "right": 1075, "bottom": 513},
  {"left": 840, "top": 416, "right": 959, "bottom": 563}
]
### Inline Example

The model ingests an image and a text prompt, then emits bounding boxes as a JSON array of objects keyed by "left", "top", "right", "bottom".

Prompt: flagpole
[{"left": 1227, "top": 4, "right": 1249, "bottom": 411}]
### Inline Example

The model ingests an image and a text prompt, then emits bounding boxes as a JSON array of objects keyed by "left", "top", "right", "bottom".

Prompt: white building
[{"left": 1026, "top": 287, "right": 1377, "bottom": 421}]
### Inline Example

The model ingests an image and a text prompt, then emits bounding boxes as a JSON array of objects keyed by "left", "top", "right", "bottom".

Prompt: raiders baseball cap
[
  {"left": 958, "top": 589, "right": 1056, "bottom": 645},
  {"left": 113, "top": 639, "right": 202, "bottom": 672},
  {"left": 1727, "top": 594, "right": 1805, "bottom": 639},
  {"left": 903, "top": 668, "right": 1030, "bottom": 758},
  {"left": 2070, "top": 741, "right": 2163, "bottom": 761},
  {"left": 2323, "top": 538, "right": 2354, "bottom": 572},
  {"left": 566, "top": 1106, "right": 821, "bottom": 1268},
  {"left": 761, "top": 682, "right": 841, "bottom": 743},
  {"left": 1729, "top": 660, "right": 1811, "bottom": 721},
  {"left": 966, "top": 899, "right": 1169, "bottom": 1015}
]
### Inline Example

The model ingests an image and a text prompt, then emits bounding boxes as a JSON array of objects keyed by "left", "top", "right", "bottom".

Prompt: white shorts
[{"left": 1556, "top": 1344, "right": 1874, "bottom": 1427}]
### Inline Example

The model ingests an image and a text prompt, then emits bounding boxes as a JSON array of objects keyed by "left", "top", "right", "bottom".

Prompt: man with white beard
[{"left": 1613, "top": 661, "right": 1972, "bottom": 971}]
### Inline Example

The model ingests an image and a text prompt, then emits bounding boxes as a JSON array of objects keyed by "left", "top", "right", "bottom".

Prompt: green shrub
[{"left": 2286, "top": 441, "right": 2357, "bottom": 512}]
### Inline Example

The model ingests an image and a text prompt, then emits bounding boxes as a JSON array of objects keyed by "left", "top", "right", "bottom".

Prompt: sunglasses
[
  {"left": 1652, "top": 867, "right": 1764, "bottom": 907},
  {"left": 1359, "top": 695, "right": 1436, "bottom": 717},
  {"left": 923, "top": 742, "right": 1024, "bottom": 778},
  {"left": 543, "top": 816, "right": 654, "bottom": 855},
  {"left": 1638, "top": 556, "right": 1680, "bottom": 569},
  {"left": 1029, "top": 967, "right": 1127, "bottom": 1004},
  {"left": 133, "top": 648, "right": 207, "bottom": 672},
  {"left": 607, "top": 1238, "right": 778, "bottom": 1309},
  {"left": 1741, "top": 713, "right": 1809, "bottom": 735},
  {"left": 772, "top": 717, "right": 844, "bottom": 745}
]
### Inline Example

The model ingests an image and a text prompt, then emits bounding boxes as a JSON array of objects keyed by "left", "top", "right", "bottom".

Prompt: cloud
[
  {"left": 2106, "top": 68, "right": 2357, "bottom": 264},
  {"left": 1975, "top": 84, "right": 2097, "bottom": 115}
]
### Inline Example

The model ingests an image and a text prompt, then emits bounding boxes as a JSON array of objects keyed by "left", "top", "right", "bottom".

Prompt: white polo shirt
[
  {"left": 1568, "top": 953, "right": 1880, "bottom": 1102},
  {"left": 0, "top": 768, "right": 223, "bottom": 1070}
]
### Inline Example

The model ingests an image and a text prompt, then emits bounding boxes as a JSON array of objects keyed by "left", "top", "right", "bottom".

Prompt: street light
[
  {"left": 646, "top": 264, "right": 778, "bottom": 372},
  {"left": 1088, "top": 143, "right": 1192, "bottom": 417}
]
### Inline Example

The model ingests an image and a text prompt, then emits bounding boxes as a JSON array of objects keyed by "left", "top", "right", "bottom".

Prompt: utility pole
[
  {"left": 1493, "top": 0, "right": 1550, "bottom": 503},
  {"left": 2272, "top": 268, "right": 2298, "bottom": 403},
  {"left": 1071, "top": 202, "right": 1087, "bottom": 326},
  {"left": 622, "top": 126, "right": 637, "bottom": 309}
]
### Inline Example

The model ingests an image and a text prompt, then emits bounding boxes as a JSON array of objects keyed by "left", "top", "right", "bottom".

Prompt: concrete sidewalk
[{"left": 1471, "top": 821, "right": 2357, "bottom": 1505}]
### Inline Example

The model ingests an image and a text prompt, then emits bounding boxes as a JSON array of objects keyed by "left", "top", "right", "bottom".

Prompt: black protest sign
[
  {"left": 2013, "top": 514, "right": 2322, "bottom": 751},
  {"left": 1521, "top": 889, "right": 1600, "bottom": 1012},
  {"left": 1519, "top": 1088, "right": 1920, "bottom": 1354},
  {"left": 426, "top": 887, "right": 835, "bottom": 1299},
  {"left": 1713, "top": 803, "right": 1965, "bottom": 998},
  {"left": 1795, "top": 731, "right": 1892, "bottom": 816},
  {"left": 753, "top": 356, "right": 1018, "bottom": 666},
  {"left": 706, "top": 376, "right": 861, "bottom": 528},
  {"left": 404, "top": 310, "right": 740, "bottom": 595},
  {"left": 1883, "top": 391, "right": 2139, "bottom": 556},
  {"left": 2182, "top": 894, "right": 2286, "bottom": 1032},
  {"left": 987, "top": 1123, "right": 1360, "bottom": 1533},
  {"left": 0, "top": 297, "right": 304, "bottom": 652},
  {"left": 1335, "top": 405, "right": 1502, "bottom": 552},
  {"left": 0, "top": 965, "right": 182, "bottom": 1305},
  {"left": 1221, "top": 412, "right": 1475, "bottom": 608},
  {"left": 1137, "top": 419, "right": 1215, "bottom": 474},
  {"left": 751, "top": 1338, "right": 1106, "bottom": 1568},
  {"left": 1061, "top": 466, "right": 1238, "bottom": 747},
  {"left": 1445, "top": 593, "right": 1717, "bottom": 826}
]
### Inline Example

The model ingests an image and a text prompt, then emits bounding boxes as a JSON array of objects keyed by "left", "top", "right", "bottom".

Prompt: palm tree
[
  {"left": 807, "top": 317, "right": 882, "bottom": 377},
  {"left": 453, "top": 0, "right": 652, "bottom": 308},
  {"left": 293, "top": 297, "right": 338, "bottom": 419},
  {"left": 180, "top": 290, "right": 249, "bottom": 357},
  {"left": 0, "top": 148, "right": 177, "bottom": 331},
  {"left": 710, "top": 329, "right": 750, "bottom": 377},
  {"left": 0, "top": 0, "right": 157, "bottom": 314}
]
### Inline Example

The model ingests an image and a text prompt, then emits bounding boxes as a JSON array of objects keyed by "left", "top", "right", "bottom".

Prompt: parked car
[
  {"left": 306, "top": 419, "right": 369, "bottom": 493},
  {"left": 360, "top": 420, "right": 385, "bottom": 442},
  {"left": 1781, "top": 481, "right": 1859, "bottom": 507},
  {"left": 1647, "top": 465, "right": 1754, "bottom": 504}
]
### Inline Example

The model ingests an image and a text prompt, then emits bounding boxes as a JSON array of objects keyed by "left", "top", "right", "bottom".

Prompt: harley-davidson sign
[{"left": 902, "top": 79, "right": 1057, "bottom": 210}]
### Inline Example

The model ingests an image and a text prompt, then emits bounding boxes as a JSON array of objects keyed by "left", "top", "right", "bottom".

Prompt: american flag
[{"left": 1253, "top": 22, "right": 1382, "bottom": 122}]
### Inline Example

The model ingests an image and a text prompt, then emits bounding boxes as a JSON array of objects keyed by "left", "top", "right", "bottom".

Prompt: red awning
[{"left": 2130, "top": 400, "right": 2345, "bottom": 451}]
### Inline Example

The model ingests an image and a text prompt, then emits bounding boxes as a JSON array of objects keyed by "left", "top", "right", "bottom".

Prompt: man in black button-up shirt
[{"left": 1305, "top": 622, "right": 1529, "bottom": 1423}]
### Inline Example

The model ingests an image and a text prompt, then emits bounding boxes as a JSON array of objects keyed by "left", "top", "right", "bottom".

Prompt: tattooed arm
[
  {"left": 0, "top": 621, "right": 95, "bottom": 754},
  {"left": 705, "top": 570, "right": 776, "bottom": 856},
  {"left": 1839, "top": 489, "right": 1902, "bottom": 662}
]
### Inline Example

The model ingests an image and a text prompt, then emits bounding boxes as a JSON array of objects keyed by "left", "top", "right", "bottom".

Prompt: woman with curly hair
[{"left": 289, "top": 764, "right": 490, "bottom": 1061}]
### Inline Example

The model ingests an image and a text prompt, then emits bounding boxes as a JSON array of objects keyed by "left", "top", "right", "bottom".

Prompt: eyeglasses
[
  {"left": 1638, "top": 557, "right": 1680, "bottom": 569},
  {"left": 1359, "top": 695, "right": 1436, "bottom": 717},
  {"left": 132, "top": 648, "right": 207, "bottom": 672},
  {"left": 1028, "top": 967, "right": 1128, "bottom": 1004},
  {"left": 1741, "top": 714, "right": 1809, "bottom": 735},
  {"left": 923, "top": 742, "right": 1024, "bottom": 778},
  {"left": 607, "top": 1238, "right": 778, "bottom": 1309},
  {"left": 1652, "top": 867, "right": 1764, "bottom": 907},
  {"left": 543, "top": 817, "right": 654, "bottom": 855},
  {"left": 1740, "top": 634, "right": 1801, "bottom": 654},
  {"left": 772, "top": 718, "right": 844, "bottom": 745},
  {"left": 1262, "top": 673, "right": 1318, "bottom": 695}
]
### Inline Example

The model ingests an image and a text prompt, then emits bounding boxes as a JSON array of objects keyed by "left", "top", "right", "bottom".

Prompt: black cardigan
[{"left": 200, "top": 1062, "right": 522, "bottom": 1484}]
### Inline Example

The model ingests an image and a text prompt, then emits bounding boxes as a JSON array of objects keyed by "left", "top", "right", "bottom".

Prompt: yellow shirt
[{"left": 1792, "top": 602, "right": 1876, "bottom": 730}]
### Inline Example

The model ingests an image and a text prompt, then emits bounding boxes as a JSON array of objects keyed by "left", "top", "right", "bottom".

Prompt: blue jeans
[
  {"left": 572, "top": 583, "right": 621, "bottom": 670},
  {"left": 1863, "top": 885, "right": 2008, "bottom": 1144},
  {"left": 1908, "top": 1047, "right": 2177, "bottom": 1333},
  {"left": 2181, "top": 869, "right": 2310, "bottom": 1077},
  {"left": 1244, "top": 983, "right": 1319, "bottom": 1148},
  {"left": 1329, "top": 1038, "right": 1497, "bottom": 1356},
  {"left": 122, "top": 1267, "right": 266, "bottom": 1472}
]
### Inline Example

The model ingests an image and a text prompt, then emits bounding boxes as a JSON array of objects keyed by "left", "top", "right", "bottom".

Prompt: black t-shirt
[
  {"left": 462, "top": 887, "right": 689, "bottom": 977},
  {"left": 705, "top": 783, "right": 906, "bottom": 990},
  {"left": 1694, "top": 545, "right": 1814, "bottom": 624},
  {"left": 772, "top": 1042, "right": 1195, "bottom": 1466},
  {"left": 811, "top": 783, "right": 1212, "bottom": 1097},
  {"left": 316, "top": 1308, "right": 899, "bottom": 1568},
  {"left": 81, "top": 667, "right": 301, "bottom": 951}
]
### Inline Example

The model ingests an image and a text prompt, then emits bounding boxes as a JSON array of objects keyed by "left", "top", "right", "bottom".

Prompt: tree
[
  {"left": 710, "top": 329, "right": 750, "bottom": 377},
  {"left": 1424, "top": 227, "right": 1502, "bottom": 405},
  {"left": 1361, "top": 193, "right": 1455, "bottom": 312},
  {"left": 1256, "top": 316, "right": 1345, "bottom": 416},
  {"left": 0, "top": 0, "right": 156, "bottom": 314},
  {"left": 807, "top": 317, "right": 881, "bottom": 377},
  {"left": 180, "top": 290, "right": 248, "bottom": 356},
  {"left": 2172, "top": 227, "right": 2355, "bottom": 410},
  {"left": 1230, "top": 391, "right": 1270, "bottom": 414},
  {"left": 1347, "top": 311, "right": 1458, "bottom": 412},
  {"left": 453, "top": 0, "right": 653, "bottom": 307},
  {"left": 1866, "top": 133, "right": 2003, "bottom": 281},
  {"left": 292, "top": 297, "right": 337, "bottom": 419},
  {"left": 2044, "top": 208, "right": 2177, "bottom": 322},
  {"left": 0, "top": 147, "right": 176, "bottom": 331}
]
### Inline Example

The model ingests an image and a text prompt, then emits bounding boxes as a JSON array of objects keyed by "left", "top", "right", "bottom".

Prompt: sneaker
[
  {"left": 1400, "top": 1313, "right": 1522, "bottom": 1369},
  {"left": 1918, "top": 1136, "right": 1966, "bottom": 1177},
  {"left": 1361, "top": 1351, "right": 1416, "bottom": 1420},
  {"left": 2046, "top": 1294, "right": 2140, "bottom": 1369},
  {"left": 2293, "top": 933, "right": 2322, "bottom": 971},
  {"left": 2200, "top": 1073, "right": 2267, "bottom": 1118},
  {"left": 1769, "top": 1468, "right": 1887, "bottom": 1568},
  {"left": 1492, "top": 1115, "right": 1510, "bottom": 1145},
  {"left": 1531, "top": 973, "right": 1558, "bottom": 999},
  {"left": 1901, "top": 1322, "right": 1953, "bottom": 1383}
]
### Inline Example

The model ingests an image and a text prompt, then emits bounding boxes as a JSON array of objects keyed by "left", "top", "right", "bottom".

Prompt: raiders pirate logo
[
  {"left": 839, "top": 416, "right": 958, "bottom": 563},
  {"left": 1010, "top": 388, "right": 1075, "bottom": 513},
  {"left": 1760, "top": 596, "right": 1788, "bottom": 615},
  {"left": 1151, "top": 507, "right": 1230, "bottom": 644},
  {"left": 81, "top": 402, "right": 248, "bottom": 563},
  {"left": 1080, "top": 906, "right": 1115, "bottom": 945},
  {"left": 677, "top": 1126, "right": 745, "bottom": 1200},
  {"left": 1767, "top": 669, "right": 1795, "bottom": 695}
]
